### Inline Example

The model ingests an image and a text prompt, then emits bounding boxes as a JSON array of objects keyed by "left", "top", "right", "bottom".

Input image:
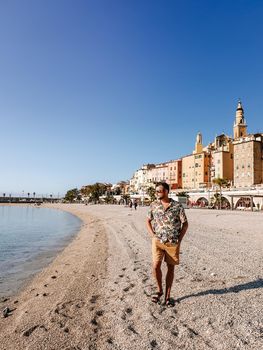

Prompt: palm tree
[
  {"left": 212, "top": 178, "right": 229, "bottom": 209},
  {"left": 121, "top": 194, "right": 130, "bottom": 205},
  {"left": 27, "top": 192, "right": 30, "bottom": 198},
  {"left": 177, "top": 191, "right": 189, "bottom": 198}
]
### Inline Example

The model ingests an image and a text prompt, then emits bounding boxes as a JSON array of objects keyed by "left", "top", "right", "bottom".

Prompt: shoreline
[
  {"left": 0, "top": 204, "right": 83, "bottom": 299},
  {"left": 0, "top": 204, "right": 262, "bottom": 350},
  {"left": 0, "top": 203, "right": 110, "bottom": 350}
]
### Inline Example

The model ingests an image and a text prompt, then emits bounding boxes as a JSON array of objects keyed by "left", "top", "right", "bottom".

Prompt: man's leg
[
  {"left": 165, "top": 263, "right": 175, "bottom": 301},
  {"left": 151, "top": 239, "right": 165, "bottom": 302},
  {"left": 152, "top": 260, "right": 163, "bottom": 294}
]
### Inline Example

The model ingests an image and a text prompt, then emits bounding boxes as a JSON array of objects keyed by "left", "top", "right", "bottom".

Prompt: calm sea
[{"left": 0, "top": 205, "right": 82, "bottom": 297}]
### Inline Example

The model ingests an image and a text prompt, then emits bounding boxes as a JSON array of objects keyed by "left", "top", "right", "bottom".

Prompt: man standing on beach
[{"left": 146, "top": 182, "right": 188, "bottom": 306}]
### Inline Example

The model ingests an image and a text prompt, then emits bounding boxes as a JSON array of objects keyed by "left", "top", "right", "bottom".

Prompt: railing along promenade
[{"left": 0, "top": 196, "right": 60, "bottom": 204}]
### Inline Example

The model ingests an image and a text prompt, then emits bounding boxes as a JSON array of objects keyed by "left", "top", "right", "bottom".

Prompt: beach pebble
[{"left": 211, "top": 273, "right": 217, "bottom": 277}]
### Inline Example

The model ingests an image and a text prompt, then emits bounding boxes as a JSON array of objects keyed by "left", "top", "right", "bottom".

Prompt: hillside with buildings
[{"left": 129, "top": 101, "right": 263, "bottom": 193}]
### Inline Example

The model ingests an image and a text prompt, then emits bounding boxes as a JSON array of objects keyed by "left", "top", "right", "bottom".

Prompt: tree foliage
[
  {"left": 81, "top": 183, "right": 111, "bottom": 203},
  {"left": 177, "top": 191, "right": 189, "bottom": 198},
  {"left": 212, "top": 177, "right": 229, "bottom": 209},
  {"left": 147, "top": 187, "right": 156, "bottom": 202},
  {"left": 64, "top": 188, "right": 80, "bottom": 202}
]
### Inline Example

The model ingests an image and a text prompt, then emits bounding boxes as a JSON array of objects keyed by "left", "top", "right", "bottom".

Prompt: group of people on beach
[{"left": 129, "top": 199, "right": 138, "bottom": 210}]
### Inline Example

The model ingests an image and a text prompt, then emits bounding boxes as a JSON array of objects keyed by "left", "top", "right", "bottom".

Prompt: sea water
[{"left": 0, "top": 205, "right": 82, "bottom": 297}]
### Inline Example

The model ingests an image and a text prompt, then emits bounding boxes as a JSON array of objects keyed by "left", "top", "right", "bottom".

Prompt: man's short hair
[{"left": 156, "top": 182, "right": 170, "bottom": 193}]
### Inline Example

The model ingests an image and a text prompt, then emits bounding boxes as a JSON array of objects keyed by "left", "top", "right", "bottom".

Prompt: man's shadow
[{"left": 176, "top": 278, "right": 263, "bottom": 303}]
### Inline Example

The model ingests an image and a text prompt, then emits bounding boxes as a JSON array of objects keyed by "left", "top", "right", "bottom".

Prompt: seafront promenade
[{"left": 0, "top": 204, "right": 262, "bottom": 350}]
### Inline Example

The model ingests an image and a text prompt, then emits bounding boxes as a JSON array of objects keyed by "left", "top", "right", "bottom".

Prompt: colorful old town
[{"left": 127, "top": 100, "right": 263, "bottom": 209}]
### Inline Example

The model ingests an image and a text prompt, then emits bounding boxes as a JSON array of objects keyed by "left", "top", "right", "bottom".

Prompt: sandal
[
  {"left": 165, "top": 298, "right": 175, "bottom": 307},
  {"left": 151, "top": 292, "right": 163, "bottom": 303}
]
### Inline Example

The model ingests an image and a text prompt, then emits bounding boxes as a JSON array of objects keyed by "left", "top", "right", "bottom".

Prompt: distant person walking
[
  {"left": 129, "top": 201, "right": 133, "bottom": 209},
  {"left": 134, "top": 199, "right": 138, "bottom": 210},
  {"left": 146, "top": 182, "right": 188, "bottom": 306}
]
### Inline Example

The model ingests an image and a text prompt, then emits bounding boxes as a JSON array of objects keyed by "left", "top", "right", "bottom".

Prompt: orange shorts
[{"left": 152, "top": 237, "right": 180, "bottom": 265}]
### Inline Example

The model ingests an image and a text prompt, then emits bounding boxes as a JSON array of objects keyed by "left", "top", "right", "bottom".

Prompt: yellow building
[
  {"left": 182, "top": 133, "right": 211, "bottom": 189},
  {"left": 211, "top": 134, "right": 234, "bottom": 184},
  {"left": 166, "top": 159, "right": 182, "bottom": 189}
]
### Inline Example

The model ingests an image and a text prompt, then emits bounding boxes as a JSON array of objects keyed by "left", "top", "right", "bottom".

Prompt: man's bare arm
[
  {"left": 146, "top": 218, "right": 155, "bottom": 238},
  {"left": 178, "top": 221, "right": 188, "bottom": 243}
]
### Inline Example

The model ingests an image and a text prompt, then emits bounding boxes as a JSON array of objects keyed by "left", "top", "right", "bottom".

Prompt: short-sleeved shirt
[{"left": 147, "top": 199, "right": 188, "bottom": 244}]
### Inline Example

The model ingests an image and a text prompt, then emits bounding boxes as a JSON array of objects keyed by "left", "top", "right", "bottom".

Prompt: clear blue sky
[{"left": 0, "top": 0, "right": 263, "bottom": 196}]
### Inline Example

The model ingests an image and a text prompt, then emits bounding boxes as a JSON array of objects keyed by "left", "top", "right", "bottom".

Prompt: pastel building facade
[
  {"left": 211, "top": 134, "right": 234, "bottom": 183},
  {"left": 166, "top": 159, "right": 182, "bottom": 189},
  {"left": 233, "top": 133, "right": 263, "bottom": 188},
  {"left": 182, "top": 133, "right": 211, "bottom": 189}
]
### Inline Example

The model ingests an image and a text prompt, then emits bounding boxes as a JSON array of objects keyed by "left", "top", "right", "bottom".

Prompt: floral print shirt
[{"left": 147, "top": 199, "right": 187, "bottom": 243}]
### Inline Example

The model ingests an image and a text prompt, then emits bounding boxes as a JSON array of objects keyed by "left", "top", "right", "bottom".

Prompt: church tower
[
  {"left": 233, "top": 100, "right": 247, "bottom": 139},
  {"left": 193, "top": 132, "right": 203, "bottom": 154}
]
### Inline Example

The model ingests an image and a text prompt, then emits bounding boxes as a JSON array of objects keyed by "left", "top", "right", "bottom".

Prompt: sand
[{"left": 0, "top": 204, "right": 262, "bottom": 350}]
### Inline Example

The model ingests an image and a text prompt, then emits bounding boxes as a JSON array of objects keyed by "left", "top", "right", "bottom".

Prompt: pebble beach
[{"left": 0, "top": 204, "right": 262, "bottom": 350}]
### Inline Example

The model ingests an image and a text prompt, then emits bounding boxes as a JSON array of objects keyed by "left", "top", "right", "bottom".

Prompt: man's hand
[
  {"left": 146, "top": 218, "right": 155, "bottom": 238},
  {"left": 178, "top": 221, "right": 188, "bottom": 243}
]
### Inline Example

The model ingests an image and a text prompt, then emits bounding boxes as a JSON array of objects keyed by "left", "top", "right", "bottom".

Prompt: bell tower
[
  {"left": 233, "top": 100, "right": 247, "bottom": 139},
  {"left": 194, "top": 132, "right": 203, "bottom": 154}
]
